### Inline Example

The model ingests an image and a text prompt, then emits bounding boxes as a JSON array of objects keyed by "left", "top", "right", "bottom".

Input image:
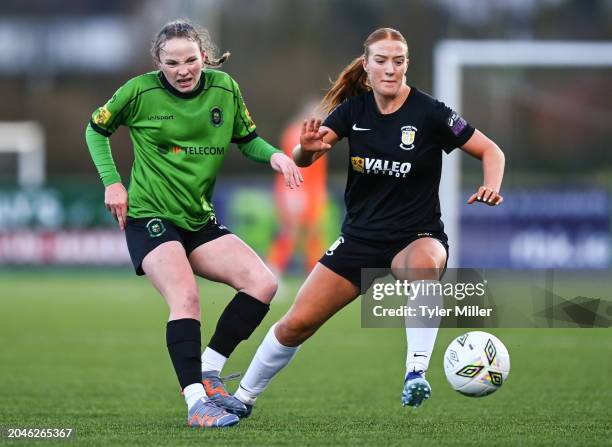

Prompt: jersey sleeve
[
  {"left": 231, "top": 80, "right": 258, "bottom": 144},
  {"left": 428, "top": 100, "right": 475, "bottom": 153},
  {"left": 89, "top": 79, "right": 138, "bottom": 137},
  {"left": 322, "top": 100, "right": 351, "bottom": 139}
]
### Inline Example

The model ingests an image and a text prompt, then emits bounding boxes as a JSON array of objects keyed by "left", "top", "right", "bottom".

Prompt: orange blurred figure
[{"left": 268, "top": 103, "right": 328, "bottom": 274}]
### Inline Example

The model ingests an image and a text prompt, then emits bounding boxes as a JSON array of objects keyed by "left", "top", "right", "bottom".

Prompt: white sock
[
  {"left": 184, "top": 383, "right": 206, "bottom": 410},
  {"left": 201, "top": 347, "right": 227, "bottom": 374},
  {"left": 405, "top": 280, "right": 442, "bottom": 375},
  {"left": 234, "top": 323, "right": 299, "bottom": 405}
]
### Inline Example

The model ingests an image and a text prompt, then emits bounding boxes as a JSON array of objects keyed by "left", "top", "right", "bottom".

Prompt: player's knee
[
  {"left": 275, "top": 317, "right": 316, "bottom": 346},
  {"left": 245, "top": 269, "right": 278, "bottom": 304},
  {"left": 409, "top": 252, "right": 441, "bottom": 269},
  {"left": 404, "top": 252, "right": 443, "bottom": 280},
  {"left": 169, "top": 289, "right": 201, "bottom": 319}
]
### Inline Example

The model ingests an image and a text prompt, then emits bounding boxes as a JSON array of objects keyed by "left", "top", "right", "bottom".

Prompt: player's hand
[
  {"left": 104, "top": 182, "right": 129, "bottom": 229},
  {"left": 271, "top": 153, "right": 304, "bottom": 189},
  {"left": 300, "top": 118, "right": 331, "bottom": 152},
  {"left": 467, "top": 186, "right": 503, "bottom": 206}
]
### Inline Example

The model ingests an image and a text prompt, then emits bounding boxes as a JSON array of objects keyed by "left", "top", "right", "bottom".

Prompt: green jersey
[{"left": 88, "top": 70, "right": 261, "bottom": 231}]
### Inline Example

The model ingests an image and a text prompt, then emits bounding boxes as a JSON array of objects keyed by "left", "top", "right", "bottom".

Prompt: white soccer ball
[{"left": 443, "top": 331, "right": 510, "bottom": 397}]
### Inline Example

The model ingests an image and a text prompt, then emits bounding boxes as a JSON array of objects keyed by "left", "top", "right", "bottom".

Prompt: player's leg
[
  {"left": 187, "top": 232, "right": 277, "bottom": 414},
  {"left": 391, "top": 237, "right": 447, "bottom": 407},
  {"left": 141, "top": 241, "right": 238, "bottom": 427},
  {"left": 234, "top": 263, "right": 360, "bottom": 413}
]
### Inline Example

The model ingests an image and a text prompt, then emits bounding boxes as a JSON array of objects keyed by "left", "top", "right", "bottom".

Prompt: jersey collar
[
  {"left": 159, "top": 71, "right": 206, "bottom": 99},
  {"left": 369, "top": 86, "right": 414, "bottom": 120}
]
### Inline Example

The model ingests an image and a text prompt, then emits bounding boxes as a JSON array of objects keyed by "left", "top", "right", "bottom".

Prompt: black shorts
[
  {"left": 125, "top": 216, "right": 232, "bottom": 275},
  {"left": 319, "top": 231, "right": 449, "bottom": 291}
]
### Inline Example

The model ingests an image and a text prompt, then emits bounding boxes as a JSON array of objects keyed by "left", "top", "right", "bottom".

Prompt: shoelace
[
  {"left": 194, "top": 400, "right": 225, "bottom": 416},
  {"left": 406, "top": 369, "right": 426, "bottom": 381},
  {"left": 220, "top": 372, "right": 242, "bottom": 383}
]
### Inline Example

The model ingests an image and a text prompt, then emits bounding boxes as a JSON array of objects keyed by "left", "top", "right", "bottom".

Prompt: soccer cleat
[
  {"left": 202, "top": 371, "right": 249, "bottom": 417},
  {"left": 401, "top": 370, "right": 432, "bottom": 408},
  {"left": 187, "top": 398, "right": 239, "bottom": 428},
  {"left": 239, "top": 402, "right": 253, "bottom": 419}
]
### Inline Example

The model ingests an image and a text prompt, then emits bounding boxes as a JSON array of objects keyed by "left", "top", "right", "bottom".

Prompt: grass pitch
[{"left": 0, "top": 270, "right": 610, "bottom": 446}]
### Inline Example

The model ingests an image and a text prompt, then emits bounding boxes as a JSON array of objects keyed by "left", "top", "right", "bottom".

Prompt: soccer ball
[{"left": 443, "top": 331, "right": 510, "bottom": 397}]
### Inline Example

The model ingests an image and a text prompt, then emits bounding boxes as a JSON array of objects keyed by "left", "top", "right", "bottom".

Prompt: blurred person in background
[
  {"left": 268, "top": 101, "right": 328, "bottom": 276},
  {"left": 234, "top": 27, "right": 505, "bottom": 416},
  {"left": 85, "top": 19, "right": 302, "bottom": 428}
]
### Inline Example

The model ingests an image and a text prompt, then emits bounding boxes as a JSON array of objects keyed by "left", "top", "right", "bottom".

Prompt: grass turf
[{"left": 0, "top": 271, "right": 610, "bottom": 446}]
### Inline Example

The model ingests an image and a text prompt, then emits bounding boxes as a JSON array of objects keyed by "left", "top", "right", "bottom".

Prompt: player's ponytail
[
  {"left": 321, "top": 27, "right": 408, "bottom": 115},
  {"left": 151, "top": 19, "right": 231, "bottom": 69},
  {"left": 321, "top": 57, "right": 369, "bottom": 115}
]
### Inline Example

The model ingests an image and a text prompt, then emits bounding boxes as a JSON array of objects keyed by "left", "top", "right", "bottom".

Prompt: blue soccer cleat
[
  {"left": 187, "top": 398, "right": 239, "bottom": 428},
  {"left": 202, "top": 371, "right": 249, "bottom": 417},
  {"left": 401, "top": 370, "right": 432, "bottom": 408}
]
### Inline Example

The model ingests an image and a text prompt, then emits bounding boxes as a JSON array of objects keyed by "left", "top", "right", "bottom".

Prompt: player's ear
[
  {"left": 201, "top": 50, "right": 207, "bottom": 64},
  {"left": 362, "top": 55, "right": 368, "bottom": 73}
]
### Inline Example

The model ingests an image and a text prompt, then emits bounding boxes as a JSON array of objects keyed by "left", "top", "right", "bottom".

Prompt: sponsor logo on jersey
[
  {"left": 399, "top": 125, "right": 417, "bottom": 150},
  {"left": 243, "top": 104, "right": 256, "bottom": 131},
  {"left": 210, "top": 106, "right": 224, "bottom": 127},
  {"left": 157, "top": 145, "right": 225, "bottom": 156},
  {"left": 351, "top": 156, "right": 365, "bottom": 173},
  {"left": 148, "top": 114, "right": 175, "bottom": 121},
  {"left": 146, "top": 218, "right": 166, "bottom": 238},
  {"left": 351, "top": 155, "right": 412, "bottom": 178},
  {"left": 95, "top": 106, "right": 112, "bottom": 125},
  {"left": 447, "top": 111, "right": 467, "bottom": 136}
]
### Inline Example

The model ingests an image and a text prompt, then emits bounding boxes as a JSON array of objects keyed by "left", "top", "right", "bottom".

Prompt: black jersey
[{"left": 323, "top": 87, "right": 474, "bottom": 242}]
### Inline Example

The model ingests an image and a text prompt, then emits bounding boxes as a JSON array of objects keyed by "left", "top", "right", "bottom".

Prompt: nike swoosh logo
[
  {"left": 352, "top": 124, "right": 371, "bottom": 131},
  {"left": 413, "top": 353, "right": 428, "bottom": 357}
]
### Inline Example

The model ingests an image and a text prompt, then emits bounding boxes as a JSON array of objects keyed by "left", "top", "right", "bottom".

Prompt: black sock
[
  {"left": 208, "top": 292, "right": 270, "bottom": 358},
  {"left": 166, "top": 318, "right": 202, "bottom": 390}
]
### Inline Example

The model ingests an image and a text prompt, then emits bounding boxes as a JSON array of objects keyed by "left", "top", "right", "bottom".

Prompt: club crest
[
  {"left": 399, "top": 125, "right": 417, "bottom": 150},
  {"left": 146, "top": 218, "right": 166, "bottom": 238},
  {"left": 210, "top": 106, "right": 224, "bottom": 127}
]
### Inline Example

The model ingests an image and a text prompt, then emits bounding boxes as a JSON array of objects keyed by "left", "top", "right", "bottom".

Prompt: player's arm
[
  {"left": 85, "top": 124, "right": 129, "bottom": 230},
  {"left": 460, "top": 129, "right": 505, "bottom": 206},
  {"left": 293, "top": 119, "right": 339, "bottom": 167},
  {"left": 237, "top": 137, "right": 303, "bottom": 189},
  {"left": 85, "top": 81, "right": 136, "bottom": 229}
]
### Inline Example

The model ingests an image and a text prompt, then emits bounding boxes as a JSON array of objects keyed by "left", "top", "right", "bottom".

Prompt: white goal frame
[
  {"left": 434, "top": 40, "right": 612, "bottom": 267},
  {"left": 0, "top": 121, "right": 45, "bottom": 187}
]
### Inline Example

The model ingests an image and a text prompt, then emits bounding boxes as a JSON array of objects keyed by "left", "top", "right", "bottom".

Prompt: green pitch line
[{"left": 0, "top": 272, "right": 610, "bottom": 446}]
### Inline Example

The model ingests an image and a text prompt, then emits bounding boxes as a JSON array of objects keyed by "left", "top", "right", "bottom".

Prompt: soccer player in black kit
[{"left": 233, "top": 28, "right": 505, "bottom": 414}]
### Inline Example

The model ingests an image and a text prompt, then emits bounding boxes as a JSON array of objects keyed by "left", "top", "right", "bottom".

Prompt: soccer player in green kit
[{"left": 85, "top": 19, "right": 302, "bottom": 428}]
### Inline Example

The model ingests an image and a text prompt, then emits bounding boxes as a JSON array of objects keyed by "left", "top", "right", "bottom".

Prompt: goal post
[
  {"left": 434, "top": 40, "right": 612, "bottom": 267},
  {"left": 0, "top": 121, "right": 45, "bottom": 187}
]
